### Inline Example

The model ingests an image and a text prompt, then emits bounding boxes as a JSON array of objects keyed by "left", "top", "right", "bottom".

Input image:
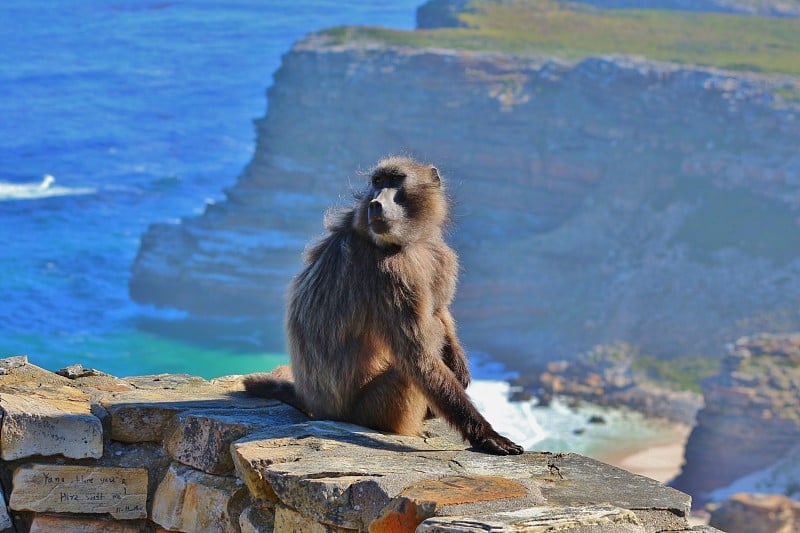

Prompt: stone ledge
[
  {"left": 0, "top": 357, "right": 698, "bottom": 532},
  {"left": 416, "top": 504, "right": 644, "bottom": 532}
]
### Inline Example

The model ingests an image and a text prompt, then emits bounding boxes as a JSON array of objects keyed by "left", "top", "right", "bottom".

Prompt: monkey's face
[
  {"left": 363, "top": 158, "right": 447, "bottom": 248},
  {"left": 367, "top": 170, "right": 405, "bottom": 243}
]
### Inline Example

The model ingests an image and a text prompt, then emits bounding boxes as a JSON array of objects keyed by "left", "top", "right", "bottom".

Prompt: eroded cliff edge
[
  {"left": 129, "top": 31, "right": 800, "bottom": 368},
  {"left": 672, "top": 334, "right": 800, "bottom": 507}
]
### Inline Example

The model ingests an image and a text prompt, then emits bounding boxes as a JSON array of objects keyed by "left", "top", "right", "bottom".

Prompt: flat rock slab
[
  {"left": 233, "top": 419, "right": 469, "bottom": 524},
  {"left": 56, "top": 363, "right": 105, "bottom": 379},
  {"left": 0, "top": 392, "right": 103, "bottom": 460},
  {"left": 233, "top": 421, "right": 690, "bottom": 532},
  {"left": 0, "top": 356, "right": 109, "bottom": 461},
  {"left": 101, "top": 383, "right": 282, "bottom": 443},
  {"left": 10, "top": 464, "right": 148, "bottom": 519},
  {"left": 416, "top": 504, "right": 646, "bottom": 533},
  {"left": 0, "top": 355, "right": 28, "bottom": 374},
  {"left": 0, "top": 359, "right": 75, "bottom": 392},
  {"left": 530, "top": 453, "right": 690, "bottom": 531},
  {"left": 370, "top": 476, "right": 534, "bottom": 532},
  {"left": 275, "top": 504, "right": 356, "bottom": 533},
  {"left": 163, "top": 404, "right": 308, "bottom": 474},
  {"left": 28, "top": 514, "right": 150, "bottom": 533},
  {"left": 401, "top": 476, "right": 528, "bottom": 506}
]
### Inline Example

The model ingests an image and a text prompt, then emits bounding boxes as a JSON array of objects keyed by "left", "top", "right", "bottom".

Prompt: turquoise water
[
  {"left": 11, "top": 330, "right": 290, "bottom": 379},
  {"left": 0, "top": 0, "right": 420, "bottom": 378}
]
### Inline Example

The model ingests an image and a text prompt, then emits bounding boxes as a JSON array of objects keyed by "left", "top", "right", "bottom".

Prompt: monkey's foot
[{"left": 472, "top": 432, "right": 525, "bottom": 456}]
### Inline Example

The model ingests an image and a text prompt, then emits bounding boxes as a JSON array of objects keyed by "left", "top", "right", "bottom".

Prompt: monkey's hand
[{"left": 471, "top": 429, "right": 524, "bottom": 456}]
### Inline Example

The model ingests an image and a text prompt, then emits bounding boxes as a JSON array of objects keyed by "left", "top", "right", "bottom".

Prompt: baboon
[{"left": 244, "top": 156, "right": 523, "bottom": 455}]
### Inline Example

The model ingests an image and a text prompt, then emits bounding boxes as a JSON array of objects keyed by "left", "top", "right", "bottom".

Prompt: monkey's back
[{"left": 286, "top": 225, "right": 382, "bottom": 419}]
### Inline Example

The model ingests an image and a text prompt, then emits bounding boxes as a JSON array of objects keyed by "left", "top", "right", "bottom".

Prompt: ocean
[
  {"left": 1, "top": 0, "right": 422, "bottom": 378},
  {"left": 0, "top": 0, "right": 678, "bottom": 455}
]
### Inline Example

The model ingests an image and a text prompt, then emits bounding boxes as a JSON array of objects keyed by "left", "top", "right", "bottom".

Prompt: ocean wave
[
  {"left": 468, "top": 379, "right": 547, "bottom": 450},
  {"left": 468, "top": 378, "right": 683, "bottom": 457},
  {"left": 0, "top": 174, "right": 96, "bottom": 201}
]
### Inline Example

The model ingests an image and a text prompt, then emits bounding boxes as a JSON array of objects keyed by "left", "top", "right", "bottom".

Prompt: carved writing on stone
[{"left": 10, "top": 464, "right": 148, "bottom": 519}]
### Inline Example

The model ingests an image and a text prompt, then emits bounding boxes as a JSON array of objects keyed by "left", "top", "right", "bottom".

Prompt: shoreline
[
  {"left": 470, "top": 379, "right": 693, "bottom": 484},
  {"left": 594, "top": 422, "right": 691, "bottom": 484}
]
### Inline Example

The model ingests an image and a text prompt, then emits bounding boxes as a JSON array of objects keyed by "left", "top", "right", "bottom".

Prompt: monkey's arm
[
  {"left": 436, "top": 308, "right": 470, "bottom": 389},
  {"left": 390, "top": 315, "right": 523, "bottom": 455}
]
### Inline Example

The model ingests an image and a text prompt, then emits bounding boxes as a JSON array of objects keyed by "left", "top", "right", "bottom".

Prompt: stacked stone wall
[{"left": 0, "top": 356, "right": 707, "bottom": 532}]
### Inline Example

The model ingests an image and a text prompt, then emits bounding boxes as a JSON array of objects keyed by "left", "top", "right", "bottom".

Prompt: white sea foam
[
  {"left": 0, "top": 174, "right": 96, "bottom": 201},
  {"left": 468, "top": 379, "right": 547, "bottom": 450},
  {"left": 468, "top": 378, "right": 682, "bottom": 457},
  {"left": 709, "top": 443, "right": 800, "bottom": 501}
]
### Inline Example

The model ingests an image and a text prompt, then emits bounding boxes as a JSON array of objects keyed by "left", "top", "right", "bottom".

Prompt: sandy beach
[
  {"left": 593, "top": 422, "right": 711, "bottom": 526},
  {"left": 595, "top": 422, "right": 691, "bottom": 484}
]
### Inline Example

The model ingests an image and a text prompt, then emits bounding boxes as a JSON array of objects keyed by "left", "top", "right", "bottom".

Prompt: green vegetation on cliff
[
  {"left": 322, "top": 0, "right": 800, "bottom": 76},
  {"left": 631, "top": 354, "right": 721, "bottom": 393},
  {"left": 584, "top": 342, "right": 721, "bottom": 393}
]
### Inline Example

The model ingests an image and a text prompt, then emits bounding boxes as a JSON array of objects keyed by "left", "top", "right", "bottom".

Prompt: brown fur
[{"left": 244, "top": 156, "right": 523, "bottom": 455}]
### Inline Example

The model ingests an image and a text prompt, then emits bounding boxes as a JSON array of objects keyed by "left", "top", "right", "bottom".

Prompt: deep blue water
[{"left": 0, "top": 0, "right": 422, "bottom": 378}]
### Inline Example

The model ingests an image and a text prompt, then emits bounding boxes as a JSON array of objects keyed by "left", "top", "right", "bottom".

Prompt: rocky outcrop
[
  {"left": 511, "top": 344, "right": 703, "bottom": 425},
  {"left": 671, "top": 334, "right": 800, "bottom": 506},
  {"left": 130, "top": 30, "right": 800, "bottom": 368},
  {"left": 0, "top": 355, "right": 700, "bottom": 532},
  {"left": 709, "top": 493, "right": 800, "bottom": 533}
]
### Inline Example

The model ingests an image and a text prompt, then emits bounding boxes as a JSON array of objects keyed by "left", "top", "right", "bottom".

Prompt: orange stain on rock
[
  {"left": 369, "top": 476, "right": 527, "bottom": 533},
  {"left": 400, "top": 475, "right": 527, "bottom": 506}
]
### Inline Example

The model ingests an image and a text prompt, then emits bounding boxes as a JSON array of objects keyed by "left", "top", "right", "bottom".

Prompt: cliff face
[
  {"left": 130, "top": 36, "right": 800, "bottom": 367},
  {"left": 709, "top": 493, "right": 800, "bottom": 533},
  {"left": 671, "top": 334, "right": 800, "bottom": 506}
]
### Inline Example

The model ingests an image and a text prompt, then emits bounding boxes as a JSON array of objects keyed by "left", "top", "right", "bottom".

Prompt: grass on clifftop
[{"left": 322, "top": 0, "right": 800, "bottom": 76}]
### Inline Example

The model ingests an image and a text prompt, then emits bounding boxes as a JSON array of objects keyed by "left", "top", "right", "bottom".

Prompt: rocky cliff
[
  {"left": 709, "top": 493, "right": 800, "bottom": 533},
  {"left": 671, "top": 334, "right": 800, "bottom": 507},
  {"left": 511, "top": 343, "right": 704, "bottom": 425},
  {"left": 0, "top": 356, "right": 699, "bottom": 532},
  {"left": 129, "top": 29, "right": 800, "bottom": 368}
]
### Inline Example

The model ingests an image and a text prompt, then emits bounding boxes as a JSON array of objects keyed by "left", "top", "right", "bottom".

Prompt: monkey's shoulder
[
  {"left": 301, "top": 226, "right": 372, "bottom": 275},
  {"left": 405, "top": 239, "right": 457, "bottom": 270},
  {"left": 378, "top": 239, "right": 458, "bottom": 287},
  {"left": 303, "top": 225, "right": 456, "bottom": 283}
]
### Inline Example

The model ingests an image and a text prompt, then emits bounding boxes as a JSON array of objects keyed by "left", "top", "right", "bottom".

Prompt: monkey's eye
[{"left": 372, "top": 168, "right": 405, "bottom": 187}]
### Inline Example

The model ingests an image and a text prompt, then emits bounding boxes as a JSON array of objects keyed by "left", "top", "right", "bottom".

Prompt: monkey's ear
[{"left": 430, "top": 166, "right": 441, "bottom": 184}]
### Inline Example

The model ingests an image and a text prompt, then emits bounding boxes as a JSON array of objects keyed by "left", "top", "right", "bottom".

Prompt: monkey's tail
[{"left": 242, "top": 373, "right": 309, "bottom": 416}]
